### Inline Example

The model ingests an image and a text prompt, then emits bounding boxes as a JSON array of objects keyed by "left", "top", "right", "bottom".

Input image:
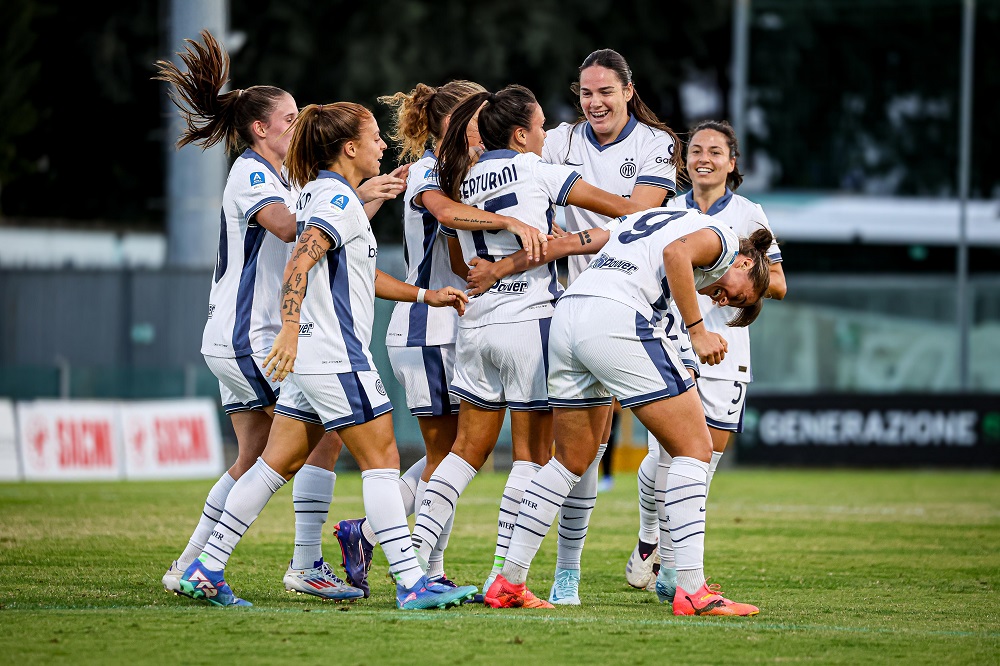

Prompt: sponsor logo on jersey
[
  {"left": 250, "top": 171, "right": 266, "bottom": 187},
  {"left": 590, "top": 253, "right": 639, "bottom": 275},
  {"left": 654, "top": 156, "right": 672, "bottom": 164},
  {"left": 368, "top": 245, "right": 378, "bottom": 258},
  {"left": 375, "top": 379, "right": 386, "bottom": 396},
  {"left": 299, "top": 322, "right": 315, "bottom": 337},
  {"left": 620, "top": 158, "right": 636, "bottom": 178},
  {"left": 490, "top": 280, "right": 528, "bottom": 294},
  {"left": 423, "top": 168, "right": 438, "bottom": 181},
  {"left": 330, "top": 194, "right": 349, "bottom": 210},
  {"left": 207, "top": 304, "right": 216, "bottom": 319}
]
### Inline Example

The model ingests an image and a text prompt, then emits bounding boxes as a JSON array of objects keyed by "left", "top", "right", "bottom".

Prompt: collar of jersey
[
  {"left": 684, "top": 188, "right": 734, "bottom": 216},
  {"left": 241, "top": 148, "right": 291, "bottom": 189},
  {"left": 477, "top": 149, "right": 519, "bottom": 162},
  {"left": 584, "top": 114, "right": 638, "bottom": 152},
  {"left": 422, "top": 150, "right": 436, "bottom": 161},
  {"left": 317, "top": 170, "right": 360, "bottom": 197}
]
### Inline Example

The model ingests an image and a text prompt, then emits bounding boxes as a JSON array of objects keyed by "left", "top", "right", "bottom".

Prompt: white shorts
[
  {"left": 698, "top": 377, "right": 748, "bottom": 433},
  {"left": 547, "top": 296, "right": 694, "bottom": 409},
  {"left": 387, "top": 344, "right": 460, "bottom": 417},
  {"left": 274, "top": 371, "right": 393, "bottom": 431},
  {"left": 450, "top": 319, "right": 551, "bottom": 411},
  {"left": 204, "top": 352, "right": 279, "bottom": 415}
]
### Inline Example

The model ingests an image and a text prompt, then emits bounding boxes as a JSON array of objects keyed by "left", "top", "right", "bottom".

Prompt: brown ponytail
[
  {"left": 727, "top": 227, "right": 776, "bottom": 328},
  {"left": 286, "top": 103, "right": 371, "bottom": 189},
  {"left": 379, "top": 80, "right": 486, "bottom": 163},
  {"left": 436, "top": 85, "right": 538, "bottom": 201},
  {"left": 153, "top": 30, "right": 287, "bottom": 154}
]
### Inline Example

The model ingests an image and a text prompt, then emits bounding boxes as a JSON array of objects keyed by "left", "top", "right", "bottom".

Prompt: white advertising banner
[
  {"left": 0, "top": 400, "right": 20, "bottom": 481},
  {"left": 16, "top": 401, "right": 122, "bottom": 481},
  {"left": 120, "top": 399, "right": 224, "bottom": 480}
]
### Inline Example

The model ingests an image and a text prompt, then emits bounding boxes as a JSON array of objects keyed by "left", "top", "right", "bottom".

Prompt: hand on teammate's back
[{"left": 465, "top": 257, "right": 500, "bottom": 296}]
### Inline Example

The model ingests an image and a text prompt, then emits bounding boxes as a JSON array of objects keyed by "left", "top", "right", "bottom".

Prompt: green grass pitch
[{"left": 1, "top": 469, "right": 998, "bottom": 664}]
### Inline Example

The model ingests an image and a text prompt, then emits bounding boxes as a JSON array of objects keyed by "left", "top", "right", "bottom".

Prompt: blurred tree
[
  {"left": 0, "top": 0, "right": 47, "bottom": 217},
  {"left": 750, "top": 0, "right": 998, "bottom": 197}
]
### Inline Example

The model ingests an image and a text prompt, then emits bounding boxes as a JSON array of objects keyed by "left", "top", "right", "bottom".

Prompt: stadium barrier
[
  {"left": 8, "top": 398, "right": 223, "bottom": 481},
  {"left": 0, "top": 400, "right": 19, "bottom": 481},
  {"left": 737, "top": 394, "right": 1000, "bottom": 467}
]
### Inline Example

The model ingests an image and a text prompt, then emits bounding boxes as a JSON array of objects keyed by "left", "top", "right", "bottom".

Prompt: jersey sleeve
[
  {"left": 542, "top": 123, "right": 572, "bottom": 165},
  {"left": 234, "top": 163, "right": 287, "bottom": 225},
  {"left": 634, "top": 131, "right": 677, "bottom": 195},
  {"left": 408, "top": 163, "right": 442, "bottom": 213},
  {"left": 438, "top": 223, "right": 458, "bottom": 239},
  {"left": 305, "top": 191, "right": 361, "bottom": 250},
  {"left": 753, "top": 205, "right": 782, "bottom": 262},
  {"left": 703, "top": 224, "right": 739, "bottom": 272},
  {"left": 534, "top": 159, "right": 582, "bottom": 207}
]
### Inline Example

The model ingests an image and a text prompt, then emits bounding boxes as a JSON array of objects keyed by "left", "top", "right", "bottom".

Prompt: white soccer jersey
[
  {"left": 292, "top": 171, "right": 378, "bottom": 374},
  {"left": 202, "top": 149, "right": 296, "bottom": 358},
  {"left": 563, "top": 208, "right": 739, "bottom": 325},
  {"left": 385, "top": 152, "right": 464, "bottom": 348},
  {"left": 543, "top": 115, "right": 677, "bottom": 282},
  {"left": 665, "top": 189, "right": 782, "bottom": 382},
  {"left": 441, "top": 149, "right": 580, "bottom": 328}
]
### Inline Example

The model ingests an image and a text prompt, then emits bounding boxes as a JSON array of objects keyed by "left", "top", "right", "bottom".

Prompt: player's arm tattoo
[
  {"left": 578, "top": 230, "right": 593, "bottom": 246},
  {"left": 452, "top": 216, "right": 494, "bottom": 226}
]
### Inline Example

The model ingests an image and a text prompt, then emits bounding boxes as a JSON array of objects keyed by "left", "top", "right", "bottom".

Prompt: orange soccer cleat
[
  {"left": 484, "top": 574, "right": 555, "bottom": 609},
  {"left": 672, "top": 580, "right": 759, "bottom": 617}
]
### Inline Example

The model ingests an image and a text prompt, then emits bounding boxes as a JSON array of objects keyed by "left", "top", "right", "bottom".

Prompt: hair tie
[
  {"left": 487, "top": 92, "right": 496, "bottom": 104},
  {"left": 317, "top": 103, "right": 324, "bottom": 111},
  {"left": 236, "top": 88, "right": 244, "bottom": 97}
]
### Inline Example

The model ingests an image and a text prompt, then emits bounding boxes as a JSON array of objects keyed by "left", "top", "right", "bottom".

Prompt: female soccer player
[
  {"left": 408, "top": 84, "right": 644, "bottom": 606},
  {"left": 153, "top": 32, "right": 403, "bottom": 602},
  {"left": 332, "top": 80, "right": 487, "bottom": 594},
  {"left": 469, "top": 48, "right": 683, "bottom": 604},
  {"left": 638, "top": 119, "right": 786, "bottom": 600},
  {"left": 175, "top": 101, "right": 478, "bottom": 609},
  {"left": 484, "top": 207, "right": 770, "bottom": 616}
]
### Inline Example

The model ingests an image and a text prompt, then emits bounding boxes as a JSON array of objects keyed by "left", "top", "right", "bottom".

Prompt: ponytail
[
  {"left": 379, "top": 80, "right": 486, "bottom": 163},
  {"left": 436, "top": 92, "right": 491, "bottom": 200},
  {"left": 153, "top": 30, "right": 287, "bottom": 154},
  {"left": 727, "top": 227, "right": 775, "bottom": 328},
  {"left": 286, "top": 102, "right": 371, "bottom": 189}
]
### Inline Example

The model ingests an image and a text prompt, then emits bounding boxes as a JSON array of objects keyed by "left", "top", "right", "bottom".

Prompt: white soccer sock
[
  {"left": 423, "top": 478, "right": 454, "bottom": 580},
  {"left": 291, "top": 464, "right": 335, "bottom": 569},
  {"left": 706, "top": 450, "right": 724, "bottom": 495},
  {"left": 362, "top": 468, "right": 423, "bottom": 589},
  {"left": 655, "top": 448, "right": 675, "bottom": 568},
  {"left": 201, "top": 458, "right": 285, "bottom": 571},
  {"left": 490, "top": 461, "right": 542, "bottom": 576},
  {"left": 502, "top": 458, "right": 581, "bottom": 585},
  {"left": 178, "top": 471, "right": 236, "bottom": 568},
  {"left": 360, "top": 518, "right": 377, "bottom": 545},
  {"left": 411, "top": 453, "right": 477, "bottom": 567},
  {"left": 399, "top": 456, "right": 426, "bottom": 516},
  {"left": 666, "top": 456, "right": 709, "bottom": 593},
  {"left": 637, "top": 435, "right": 660, "bottom": 544},
  {"left": 555, "top": 443, "right": 606, "bottom": 571}
]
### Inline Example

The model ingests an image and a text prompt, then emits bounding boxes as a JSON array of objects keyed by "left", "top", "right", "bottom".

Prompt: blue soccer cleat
[
  {"left": 655, "top": 566, "right": 678, "bottom": 604},
  {"left": 548, "top": 567, "right": 581, "bottom": 605},
  {"left": 178, "top": 555, "right": 252, "bottom": 607},
  {"left": 396, "top": 575, "right": 478, "bottom": 610},
  {"left": 333, "top": 518, "right": 375, "bottom": 598}
]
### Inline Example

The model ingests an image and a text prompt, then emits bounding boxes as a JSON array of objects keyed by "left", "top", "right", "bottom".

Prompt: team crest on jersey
[
  {"left": 375, "top": 379, "right": 386, "bottom": 396},
  {"left": 250, "top": 171, "right": 266, "bottom": 187},
  {"left": 330, "top": 194, "right": 349, "bottom": 210},
  {"left": 620, "top": 158, "right": 636, "bottom": 179}
]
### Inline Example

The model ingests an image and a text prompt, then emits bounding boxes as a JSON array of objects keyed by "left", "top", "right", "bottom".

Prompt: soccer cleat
[
  {"left": 672, "top": 580, "right": 759, "bottom": 617},
  {"left": 654, "top": 566, "right": 677, "bottom": 603},
  {"left": 333, "top": 518, "right": 375, "bottom": 598},
  {"left": 548, "top": 567, "right": 581, "bottom": 605},
  {"left": 396, "top": 575, "right": 478, "bottom": 610},
  {"left": 162, "top": 560, "right": 187, "bottom": 596},
  {"left": 484, "top": 574, "right": 554, "bottom": 609},
  {"left": 283, "top": 559, "right": 365, "bottom": 601},
  {"left": 177, "top": 556, "right": 252, "bottom": 607},
  {"left": 472, "top": 571, "right": 498, "bottom": 604},
  {"left": 625, "top": 539, "right": 660, "bottom": 589}
]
